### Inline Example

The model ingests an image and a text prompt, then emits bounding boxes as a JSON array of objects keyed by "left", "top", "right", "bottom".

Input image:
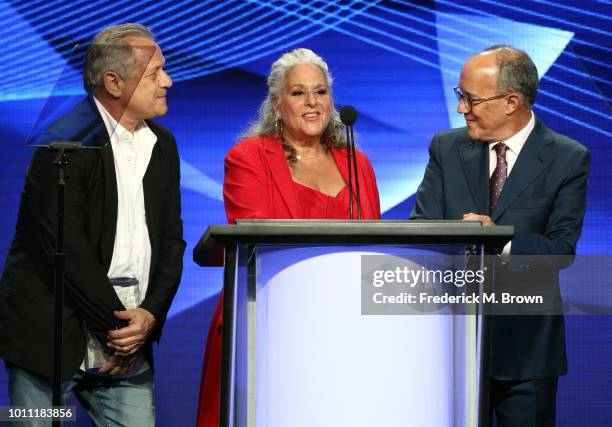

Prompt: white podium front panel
[{"left": 241, "top": 245, "right": 477, "bottom": 427}]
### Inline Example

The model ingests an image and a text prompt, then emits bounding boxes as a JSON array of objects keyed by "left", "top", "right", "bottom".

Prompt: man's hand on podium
[{"left": 462, "top": 213, "right": 495, "bottom": 227}]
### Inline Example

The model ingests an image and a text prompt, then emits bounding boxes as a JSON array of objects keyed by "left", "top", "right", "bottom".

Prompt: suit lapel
[
  {"left": 492, "top": 120, "right": 555, "bottom": 221},
  {"left": 458, "top": 140, "right": 489, "bottom": 214},
  {"left": 263, "top": 137, "right": 298, "bottom": 218},
  {"left": 142, "top": 139, "right": 162, "bottom": 253}
]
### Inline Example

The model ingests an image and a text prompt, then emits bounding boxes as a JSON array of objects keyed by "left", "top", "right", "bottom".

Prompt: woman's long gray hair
[{"left": 242, "top": 48, "right": 347, "bottom": 157}]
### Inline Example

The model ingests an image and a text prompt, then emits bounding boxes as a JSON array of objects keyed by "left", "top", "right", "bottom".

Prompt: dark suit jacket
[
  {"left": 0, "top": 96, "right": 186, "bottom": 379},
  {"left": 410, "top": 119, "right": 590, "bottom": 380},
  {"left": 223, "top": 136, "right": 381, "bottom": 224}
]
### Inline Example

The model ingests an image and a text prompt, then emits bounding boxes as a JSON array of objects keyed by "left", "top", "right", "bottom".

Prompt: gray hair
[
  {"left": 242, "top": 48, "right": 347, "bottom": 152},
  {"left": 479, "top": 45, "right": 539, "bottom": 108},
  {"left": 83, "top": 23, "right": 155, "bottom": 95}
]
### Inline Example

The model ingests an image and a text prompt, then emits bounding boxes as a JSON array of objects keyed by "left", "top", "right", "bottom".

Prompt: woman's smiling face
[{"left": 276, "top": 63, "right": 331, "bottom": 144}]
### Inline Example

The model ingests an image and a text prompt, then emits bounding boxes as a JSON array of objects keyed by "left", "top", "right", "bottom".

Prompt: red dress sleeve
[
  {"left": 356, "top": 150, "right": 381, "bottom": 220},
  {"left": 223, "top": 140, "right": 274, "bottom": 224}
]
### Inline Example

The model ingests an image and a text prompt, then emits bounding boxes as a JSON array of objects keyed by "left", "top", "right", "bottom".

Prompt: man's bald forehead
[
  {"left": 466, "top": 45, "right": 539, "bottom": 108},
  {"left": 466, "top": 51, "right": 498, "bottom": 70},
  {"left": 463, "top": 53, "right": 498, "bottom": 82},
  {"left": 470, "top": 46, "right": 525, "bottom": 72}
]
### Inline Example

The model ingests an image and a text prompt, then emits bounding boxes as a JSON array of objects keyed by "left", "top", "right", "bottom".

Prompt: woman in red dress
[{"left": 196, "top": 48, "right": 380, "bottom": 426}]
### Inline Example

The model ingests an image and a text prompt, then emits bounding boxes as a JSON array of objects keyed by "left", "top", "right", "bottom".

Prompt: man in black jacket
[{"left": 0, "top": 23, "right": 185, "bottom": 425}]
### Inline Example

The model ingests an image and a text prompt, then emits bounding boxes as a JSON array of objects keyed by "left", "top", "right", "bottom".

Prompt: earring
[{"left": 275, "top": 118, "right": 284, "bottom": 138}]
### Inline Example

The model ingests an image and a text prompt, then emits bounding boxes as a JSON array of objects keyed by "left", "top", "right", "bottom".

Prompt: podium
[{"left": 194, "top": 220, "right": 513, "bottom": 427}]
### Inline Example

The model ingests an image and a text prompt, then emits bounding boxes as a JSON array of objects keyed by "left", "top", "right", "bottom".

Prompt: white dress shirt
[
  {"left": 80, "top": 98, "right": 157, "bottom": 376},
  {"left": 488, "top": 112, "right": 535, "bottom": 179},
  {"left": 99, "top": 103, "right": 156, "bottom": 293},
  {"left": 489, "top": 111, "right": 536, "bottom": 255}
]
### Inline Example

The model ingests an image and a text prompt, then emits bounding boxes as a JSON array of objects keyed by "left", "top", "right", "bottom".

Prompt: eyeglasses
[{"left": 453, "top": 86, "right": 508, "bottom": 111}]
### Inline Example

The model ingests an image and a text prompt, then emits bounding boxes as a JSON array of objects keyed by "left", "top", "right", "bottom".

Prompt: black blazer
[
  {"left": 411, "top": 119, "right": 590, "bottom": 380},
  {"left": 0, "top": 97, "right": 186, "bottom": 379}
]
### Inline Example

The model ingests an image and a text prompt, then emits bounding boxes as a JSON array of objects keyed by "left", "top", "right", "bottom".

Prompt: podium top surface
[{"left": 194, "top": 220, "right": 514, "bottom": 267}]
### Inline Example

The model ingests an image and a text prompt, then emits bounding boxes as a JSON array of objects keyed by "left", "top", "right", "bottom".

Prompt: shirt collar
[
  {"left": 93, "top": 97, "right": 154, "bottom": 142},
  {"left": 490, "top": 111, "right": 535, "bottom": 156}
]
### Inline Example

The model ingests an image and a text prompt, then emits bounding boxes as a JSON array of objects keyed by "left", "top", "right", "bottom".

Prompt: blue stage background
[{"left": 0, "top": 1, "right": 610, "bottom": 425}]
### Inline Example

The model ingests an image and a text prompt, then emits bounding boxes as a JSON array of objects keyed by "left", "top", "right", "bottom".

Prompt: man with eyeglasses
[{"left": 411, "top": 45, "right": 590, "bottom": 426}]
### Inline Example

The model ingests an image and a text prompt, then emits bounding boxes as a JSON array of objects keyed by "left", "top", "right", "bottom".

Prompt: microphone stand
[
  {"left": 344, "top": 124, "right": 361, "bottom": 219},
  {"left": 48, "top": 141, "right": 80, "bottom": 426},
  {"left": 340, "top": 106, "right": 361, "bottom": 220},
  {"left": 348, "top": 126, "right": 361, "bottom": 219},
  {"left": 345, "top": 126, "right": 354, "bottom": 219}
]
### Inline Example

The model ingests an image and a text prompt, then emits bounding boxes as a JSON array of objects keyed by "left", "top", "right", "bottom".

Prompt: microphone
[
  {"left": 340, "top": 105, "right": 357, "bottom": 126},
  {"left": 339, "top": 105, "right": 361, "bottom": 219}
]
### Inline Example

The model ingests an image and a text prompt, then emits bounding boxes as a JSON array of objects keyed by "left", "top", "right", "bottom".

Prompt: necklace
[
  {"left": 294, "top": 146, "right": 324, "bottom": 161},
  {"left": 296, "top": 152, "right": 322, "bottom": 160},
  {"left": 283, "top": 137, "right": 325, "bottom": 161}
]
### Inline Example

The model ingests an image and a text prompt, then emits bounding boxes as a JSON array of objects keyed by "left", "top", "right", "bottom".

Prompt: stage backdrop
[{"left": 0, "top": 1, "right": 610, "bottom": 425}]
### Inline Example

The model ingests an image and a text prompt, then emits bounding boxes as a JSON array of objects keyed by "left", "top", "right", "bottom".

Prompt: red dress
[{"left": 196, "top": 136, "right": 380, "bottom": 426}]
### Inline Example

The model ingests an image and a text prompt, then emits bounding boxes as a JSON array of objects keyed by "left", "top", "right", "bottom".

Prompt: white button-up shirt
[
  {"left": 488, "top": 111, "right": 535, "bottom": 178},
  {"left": 100, "top": 104, "right": 156, "bottom": 292},
  {"left": 80, "top": 98, "right": 157, "bottom": 375}
]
